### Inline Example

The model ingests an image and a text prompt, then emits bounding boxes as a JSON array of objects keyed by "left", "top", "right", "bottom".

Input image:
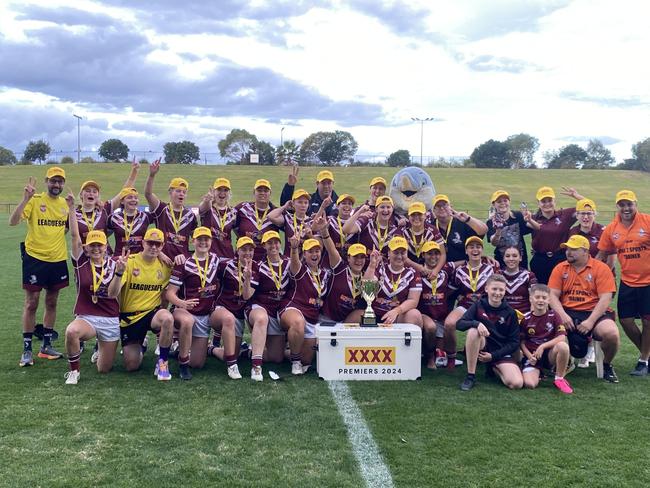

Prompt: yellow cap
[
  {"left": 80, "top": 180, "right": 100, "bottom": 192},
  {"left": 236, "top": 236, "right": 255, "bottom": 249},
  {"left": 616, "top": 190, "right": 637, "bottom": 203},
  {"left": 369, "top": 177, "right": 387, "bottom": 188},
  {"left": 576, "top": 198, "right": 597, "bottom": 212},
  {"left": 536, "top": 186, "right": 555, "bottom": 200},
  {"left": 316, "top": 170, "right": 334, "bottom": 182},
  {"left": 169, "top": 177, "right": 189, "bottom": 190},
  {"left": 337, "top": 194, "right": 355, "bottom": 205},
  {"left": 388, "top": 236, "right": 408, "bottom": 251},
  {"left": 261, "top": 230, "right": 281, "bottom": 243},
  {"left": 192, "top": 226, "right": 212, "bottom": 239},
  {"left": 491, "top": 190, "right": 510, "bottom": 203},
  {"left": 85, "top": 230, "right": 107, "bottom": 246},
  {"left": 347, "top": 243, "right": 367, "bottom": 257},
  {"left": 421, "top": 241, "right": 441, "bottom": 253},
  {"left": 375, "top": 196, "right": 394, "bottom": 207},
  {"left": 302, "top": 238, "right": 322, "bottom": 251},
  {"left": 118, "top": 187, "right": 138, "bottom": 200},
  {"left": 292, "top": 189, "right": 310, "bottom": 201},
  {"left": 465, "top": 236, "right": 484, "bottom": 248},
  {"left": 408, "top": 202, "right": 426, "bottom": 215},
  {"left": 144, "top": 228, "right": 165, "bottom": 242},
  {"left": 561, "top": 235, "right": 590, "bottom": 250},
  {"left": 432, "top": 194, "right": 450, "bottom": 206},
  {"left": 46, "top": 166, "right": 66, "bottom": 179},
  {"left": 254, "top": 179, "right": 271, "bottom": 190},
  {"left": 212, "top": 178, "right": 231, "bottom": 189}
]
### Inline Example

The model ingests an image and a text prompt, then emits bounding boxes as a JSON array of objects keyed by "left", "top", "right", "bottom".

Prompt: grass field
[{"left": 1, "top": 164, "right": 649, "bottom": 488}]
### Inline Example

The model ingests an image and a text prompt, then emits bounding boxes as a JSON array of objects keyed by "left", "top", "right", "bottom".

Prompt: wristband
[
  {"left": 115, "top": 272, "right": 124, "bottom": 277},
  {"left": 464, "top": 215, "right": 471, "bottom": 223},
  {"left": 321, "top": 233, "right": 330, "bottom": 239}
]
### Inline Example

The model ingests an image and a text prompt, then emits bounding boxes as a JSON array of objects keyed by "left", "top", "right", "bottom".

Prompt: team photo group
[{"left": 10, "top": 160, "right": 650, "bottom": 394}]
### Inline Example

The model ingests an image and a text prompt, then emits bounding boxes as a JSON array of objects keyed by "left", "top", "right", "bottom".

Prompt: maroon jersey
[
  {"left": 283, "top": 263, "right": 332, "bottom": 323},
  {"left": 356, "top": 217, "right": 400, "bottom": 256},
  {"left": 169, "top": 253, "right": 222, "bottom": 316},
  {"left": 322, "top": 260, "right": 363, "bottom": 321},
  {"left": 234, "top": 202, "right": 278, "bottom": 261},
  {"left": 152, "top": 201, "right": 198, "bottom": 258},
  {"left": 75, "top": 201, "right": 113, "bottom": 244},
  {"left": 108, "top": 208, "right": 154, "bottom": 255},
  {"left": 254, "top": 256, "right": 292, "bottom": 316},
  {"left": 280, "top": 212, "right": 312, "bottom": 256},
  {"left": 401, "top": 224, "right": 444, "bottom": 264},
  {"left": 520, "top": 309, "right": 566, "bottom": 353},
  {"left": 72, "top": 253, "right": 119, "bottom": 317},
  {"left": 418, "top": 263, "right": 455, "bottom": 321},
  {"left": 531, "top": 208, "right": 576, "bottom": 254},
  {"left": 450, "top": 262, "right": 498, "bottom": 309},
  {"left": 200, "top": 205, "right": 237, "bottom": 258},
  {"left": 215, "top": 258, "right": 259, "bottom": 319},
  {"left": 503, "top": 268, "right": 537, "bottom": 314},
  {"left": 569, "top": 222, "right": 604, "bottom": 258},
  {"left": 372, "top": 263, "right": 422, "bottom": 317}
]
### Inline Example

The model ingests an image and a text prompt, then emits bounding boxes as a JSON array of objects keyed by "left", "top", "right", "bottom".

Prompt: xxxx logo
[{"left": 345, "top": 347, "right": 396, "bottom": 365}]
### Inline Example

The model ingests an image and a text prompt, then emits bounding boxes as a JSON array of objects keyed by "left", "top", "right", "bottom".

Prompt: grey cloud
[
  {"left": 111, "top": 120, "right": 165, "bottom": 135},
  {"left": 561, "top": 92, "right": 649, "bottom": 108},
  {"left": 558, "top": 135, "right": 623, "bottom": 146},
  {"left": 465, "top": 54, "right": 540, "bottom": 73},
  {"left": 86, "top": 119, "right": 110, "bottom": 130}
]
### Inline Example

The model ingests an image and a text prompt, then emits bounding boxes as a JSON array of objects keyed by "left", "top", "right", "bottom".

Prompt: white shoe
[
  {"left": 227, "top": 364, "right": 242, "bottom": 380},
  {"left": 577, "top": 357, "right": 590, "bottom": 368},
  {"left": 90, "top": 350, "right": 99, "bottom": 364},
  {"left": 170, "top": 340, "right": 179, "bottom": 354},
  {"left": 585, "top": 344, "right": 595, "bottom": 363},
  {"left": 64, "top": 370, "right": 80, "bottom": 385},
  {"left": 291, "top": 361, "right": 303, "bottom": 375},
  {"left": 251, "top": 366, "right": 263, "bottom": 382},
  {"left": 302, "top": 364, "right": 311, "bottom": 374},
  {"left": 454, "top": 358, "right": 463, "bottom": 366},
  {"left": 566, "top": 358, "right": 576, "bottom": 376}
]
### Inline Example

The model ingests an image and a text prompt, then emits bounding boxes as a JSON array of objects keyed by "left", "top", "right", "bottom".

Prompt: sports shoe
[
  {"left": 251, "top": 365, "right": 263, "bottom": 382},
  {"left": 460, "top": 375, "right": 476, "bottom": 391},
  {"left": 156, "top": 359, "right": 172, "bottom": 381},
  {"left": 577, "top": 357, "right": 590, "bottom": 368},
  {"left": 38, "top": 345, "right": 63, "bottom": 360},
  {"left": 169, "top": 339, "right": 180, "bottom": 359},
  {"left": 19, "top": 350, "right": 34, "bottom": 367},
  {"left": 291, "top": 361, "right": 304, "bottom": 376},
  {"left": 434, "top": 349, "right": 448, "bottom": 368},
  {"left": 64, "top": 370, "right": 80, "bottom": 385},
  {"left": 603, "top": 365, "right": 619, "bottom": 383},
  {"left": 302, "top": 364, "right": 311, "bottom": 374},
  {"left": 629, "top": 361, "right": 648, "bottom": 377},
  {"left": 227, "top": 364, "right": 242, "bottom": 380},
  {"left": 79, "top": 341, "right": 85, "bottom": 354},
  {"left": 90, "top": 349, "right": 99, "bottom": 364},
  {"left": 565, "top": 357, "right": 576, "bottom": 376},
  {"left": 179, "top": 363, "right": 192, "bottom": 381},
  {"left": 239, "top": 341, "right": 250, "bottom": 359},
  {"left": 553, "top": 377, "right": 573, "bottom": 394}
]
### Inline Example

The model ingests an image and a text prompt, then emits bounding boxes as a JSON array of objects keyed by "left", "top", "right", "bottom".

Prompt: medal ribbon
[
  {"left": 435, "top": 218, "right": 452, "bottom": 244},
  {"left": 468, "top": 265, "right": 480, "bottom": 292},
  {"left": 293, "top": 213, "right": 304, "bottom": 237},
  {"left": 194, "top": 255, "right": 210, "bottom": 289},
  {"left": 351, "top": 273, "right": 361, "bottom": 299},
  {"left": 82, "top": 209, "right": 96, "bottom": 232},
  {"left": 410, "top": 230, "right": 423, "bottom": 258},
  {"left": 255, "top": 204, "right": 269, "bottom": 231},
  {"left": 376, "top": 218, "right": 389, "bottom": 250},
  {"left": 308, "top": 268, "right": 322, "bottom": 296},
  {"left": 337, "top": 216, "right": 345, "bottom": 248},
  {"left": 390, "top": 270, "right": 403, "bottom": 295},
  {"left": 91, "top": 260, "right": 106, "bottom": 299},
  {"left": 267, "top": 258, "right": 283, "bottom": 291},
  {"left": 168, "top": 203, "right": 182, "bottom": 236},
  {"left": 216, "top": 206, "right": 229, "bottom": 232},
  {"left": 123, "top": 211, "right": 136, "bottom": 242},
  {"left": 236, "top": 262, "right": 244, "bottom": 297}
]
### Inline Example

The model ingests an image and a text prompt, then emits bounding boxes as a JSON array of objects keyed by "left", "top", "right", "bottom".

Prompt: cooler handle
[
  {"left": 330, "top": 332, "right": 337, "bottom": 347},
  {"left": 404, "top": 332, "right": 411, "bottom": 346}
]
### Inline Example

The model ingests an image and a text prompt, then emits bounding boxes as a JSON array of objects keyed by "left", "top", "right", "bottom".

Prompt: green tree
[
  {"left": 253, "top": 140, "right": 276, "bottom": 165},
  {"left": 583, "top": 139, "right": 615, "bottom": 169},
  {"left": 505, "top": 133, "right": 539, "bottom": 168},
  {"left": 163, "top": 140, "right": 200, "bottom": 164},
  {"left": 546, "top": 144, "right": 588, "bottom": 169},
  {"left": 0, "top": 146, "right": 17, "bottom": 165},
  {"left": 470, "top": 139, "right": 510, "bottom": 168},
  {"left": 23, "top": 139, "right": 51, "bottom": 165},
  {"left": 276, "top": 140, "right": 301, "bottom": 165},
  {"left": 299, "top": 131, "right": 358, "bottom": 165},
  {"left": 631, "top": 137, "right": 650, "bottom": 171},
  {"left": 218, "top": 129, "right": 258, "bottom": 164},
  {"left": 98, "top": 138, "right": 130, "bottom": 161},
  {"left": 387, "top": 149, "right": 411, "bottom": 167}
]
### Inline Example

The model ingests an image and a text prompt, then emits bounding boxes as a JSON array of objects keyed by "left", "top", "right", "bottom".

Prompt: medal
[
  {"left": 168, "top": 203, "right": 183, "bottom": 238},
  {"left": 468, "top": 265, "right": 480, "bottom": 292},
  {"left": 409, "top": 230, "right": 423, "bottom": 258},
  {"left": 254, "top": 204, "right": 269, "bottom": 231},
  {"left": 293, "top": 213, "right": 304, "bottom": 237},
  {"left": 308, "top": 267, "right": 322, "bottom": 297},
  {"left": 91, "top": 260, "right": 105, "bottom": 304},
  {"left": 376, "top": 218, "right": 389, "bottom": 250},
  {"left": 267, "top": 258, "right": 283, "bottom": 291},
  {"left": 81, "top": 208, "right": 96, "bottom": 232},
  {"left": 92, "top": 295, "right": 98, "bottom": 304},
  {"left": 390, "top": 270, "right": 403, "bottom": 295}
]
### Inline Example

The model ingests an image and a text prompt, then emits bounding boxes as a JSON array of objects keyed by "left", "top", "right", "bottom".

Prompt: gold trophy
[{"left": 360, "top": 279, "right": 380, "bottom": 327}]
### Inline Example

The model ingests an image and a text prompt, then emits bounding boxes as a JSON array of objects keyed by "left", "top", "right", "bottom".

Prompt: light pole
[
  {"left": 280, "top": 127, "right": 285, "bottom": 147},
  {"left": 73, "top": 114, "right": 82, "bottom": 164},
  {"left": 411, "top": 117, "right": 435, "bottom": 165}
]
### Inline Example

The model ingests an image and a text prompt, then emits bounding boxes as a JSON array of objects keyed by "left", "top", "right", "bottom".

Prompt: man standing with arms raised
[
  {"left": 280, "top": 165, "right": 338, "bottom": 216},
  {"left": 10, "top": 167, "right": 69, "bottom": 366}
]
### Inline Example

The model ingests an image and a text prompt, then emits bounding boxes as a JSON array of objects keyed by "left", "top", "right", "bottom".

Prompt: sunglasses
[{"left": 144, "top": 240, "right": 163, "bottom": 247}]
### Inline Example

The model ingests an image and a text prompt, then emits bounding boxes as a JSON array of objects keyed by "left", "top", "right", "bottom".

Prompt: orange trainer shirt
[
  {"left": 598, "top": 211, "right": 650, "bottom": 287},
  {"left": 548, "top": 257, "right": 616, "bottom": 312}
]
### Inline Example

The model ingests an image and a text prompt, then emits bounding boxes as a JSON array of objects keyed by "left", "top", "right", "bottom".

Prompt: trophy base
[{"left": 360, "top": 315, "right": 378, "bottom": 327}]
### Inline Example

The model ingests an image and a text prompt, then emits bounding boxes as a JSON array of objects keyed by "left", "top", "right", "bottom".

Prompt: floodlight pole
[
  {"left": 280, "top": 127, "right": 285, "bottom": 147},
  {"left": 73, "top": 114, "right": 82, "bottom": 164},
  {"left": 411, "top": 117, "right": 435, "bottom": 165}
]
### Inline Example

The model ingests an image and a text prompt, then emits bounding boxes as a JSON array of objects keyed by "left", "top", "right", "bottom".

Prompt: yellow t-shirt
[
  {"left": 119, "top": 253, "right": 171, "bottom": 324},
  {"left": 21, "top": 192, "right": 69, "bottom": 262}
]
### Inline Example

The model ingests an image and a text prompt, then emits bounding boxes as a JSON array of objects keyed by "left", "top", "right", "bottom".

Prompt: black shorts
[
  {"left": 530, "top": 251, "right": 565, "bottom": 285},
  {"left": 119, "top": 309, "right": 159, "bottom": 346},
  {"left": 21, "top": 243, "right": 69, "bottom": 292},
  {"left": 522, "top": 349, "right": 552, "bottom": 371},
  {"left": 565, "top": 309, "right": 615, "bottom": 357},
  {"left": 617, "top": 282, "right": 650, "bottom": 320}
]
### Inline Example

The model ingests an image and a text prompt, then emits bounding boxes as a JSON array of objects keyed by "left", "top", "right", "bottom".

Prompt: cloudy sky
[{"left": 0, "top": 0, "right": 648, "bottom": 163}]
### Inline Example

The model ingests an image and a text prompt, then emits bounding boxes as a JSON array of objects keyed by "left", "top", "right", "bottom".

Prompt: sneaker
[
  {"left": 460, "top": 375, "right": 476, "bottom": 391},
  {"left": 553, "top": 377, "right": 573, "bottom": 394},
  {"left": 90, "top": 349, "right": 99, "bottom": 364},
  {"left": 603, "top": 365, "right": 619, "bottom": 383},
  {"left": 227, "top": 364, "right": 242, "bottom": 380},
  {"left": 79, "top": 341, "right": 85, "bottom": 354},
  {"left": 577, "top": 357, "right": 590, "bottom": 368},
  {"left": 565, "top": 358, "right": 576, "bottom": 376},
  {"left": 38, "top": 345, "right": 63, "bottom": 360},
  {"left": 251, "top": 365, "right": 263, "bottom": 382},
  {"left": 141, "top": 336, "right": 148, "bottom": 354},
  {"left": 291, "top": 361, "right": 304, "bottom": 376},
  {"left": 64, "top": 370, "right": 80, "bottom": 385},
  {"left": 434, "top": 349, "right": 448, "bottom": 368},
  {"left": 179, "top": 363, "right": 192, "bottom": 381},
  {"left": 19, "top": 350, "right": 34, "bottom": 367},
  {"left": 302, "top": 364, "right": 311, "bottom": 374},
  {"left": 629, "top": 361, "right": 649, "bottom": 377},
  {"left": 169, "top": 339, "right": 179, "bottom": 359},
  {"left": 585, "top": 344, "right": 596, "bottom": 363},
  {"left": 156, "top": 359, "right": 172, "bottom": 381},
  {"left": 239, "top": 341, "right": 250, "bottom": 359}
]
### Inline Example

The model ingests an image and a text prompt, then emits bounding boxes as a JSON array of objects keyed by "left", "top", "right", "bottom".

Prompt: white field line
[{"left": 327, "top": 380, "right": 394, "bottom": 488}]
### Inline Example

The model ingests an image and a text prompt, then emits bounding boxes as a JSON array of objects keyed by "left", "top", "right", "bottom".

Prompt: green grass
[{"left": 1, "top": 165, "right": 649, "bottom": 487}]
